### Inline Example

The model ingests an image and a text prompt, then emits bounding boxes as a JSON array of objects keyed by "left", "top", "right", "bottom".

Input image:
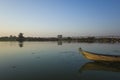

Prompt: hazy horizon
[{"left": 0, "top": 0, "right": 120, "bottom": 37}]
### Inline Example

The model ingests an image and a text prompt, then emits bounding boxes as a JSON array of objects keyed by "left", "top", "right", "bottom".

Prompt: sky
[{"left": 0, "top": 0, "right": 120, "bottom": 37}]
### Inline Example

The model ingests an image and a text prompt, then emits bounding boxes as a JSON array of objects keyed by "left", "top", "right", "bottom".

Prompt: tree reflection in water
[{"left": 18, "top": 41, "right": 23, "bottom": 48}]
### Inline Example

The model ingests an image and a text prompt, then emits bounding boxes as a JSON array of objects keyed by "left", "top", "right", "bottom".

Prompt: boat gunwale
[{"left": 80, "top": 48, "right": 120, "bottom": 57}]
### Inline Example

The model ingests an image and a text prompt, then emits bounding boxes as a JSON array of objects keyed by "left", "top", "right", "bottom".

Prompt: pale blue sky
[{"left": 0, "top": 0, "right": 120, "bottom": 37}]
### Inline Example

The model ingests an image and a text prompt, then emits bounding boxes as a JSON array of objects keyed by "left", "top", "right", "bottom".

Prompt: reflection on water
[
  {"left": 57, "top": 40, "right": 62, "bottom": 45},
  {"left": 80, "top": 62, "right": 120, "bottom": 72},
  {"left": 0, "top": 41, "right": 120, "bottom": 80},
  {"left": 18, "top": 42, "right": 23, "bottom": 47},
  {"left": 78, "top": 62, "right": 120, "bottom": 80}
]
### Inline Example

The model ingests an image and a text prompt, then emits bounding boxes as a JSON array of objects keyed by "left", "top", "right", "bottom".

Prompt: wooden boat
[
  {"left": 80, "top": 62, "right": 120, "bottom": 72},
  {"left": 79, "top": 48, "right": 120, "bottom": 62}
]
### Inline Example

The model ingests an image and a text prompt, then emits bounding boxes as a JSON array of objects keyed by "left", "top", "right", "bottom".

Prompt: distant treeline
[
  {"left": 0, "top": 36, "right": 120, "bottom": 43},
  {"left": 0, "top": 36, "right": 58, "bottom": 41}
]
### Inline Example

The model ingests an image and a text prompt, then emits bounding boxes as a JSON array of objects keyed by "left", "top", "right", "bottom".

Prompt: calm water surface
[{"left": 0, "top": 41, "right": 120, "bottom": 80}]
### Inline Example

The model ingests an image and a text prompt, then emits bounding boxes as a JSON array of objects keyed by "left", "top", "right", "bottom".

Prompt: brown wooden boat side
[{"left": 79, "top": 48, "right": 120, "bottom": 62}]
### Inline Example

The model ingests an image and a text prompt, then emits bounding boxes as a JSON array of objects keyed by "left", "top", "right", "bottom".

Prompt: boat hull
[{"left": 79, "top": 48, "right": 120, "bottom": 62}]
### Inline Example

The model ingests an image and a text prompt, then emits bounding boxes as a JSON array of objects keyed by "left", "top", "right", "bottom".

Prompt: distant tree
[
  {"left": 18, "top": 33, "right": 24, "bottom": 42},
  {"left": 18, "top": 33, "right": 24, "bottom": 38},
  {"left": 10, "top": 35, "right": 13, "bottom": 38}
]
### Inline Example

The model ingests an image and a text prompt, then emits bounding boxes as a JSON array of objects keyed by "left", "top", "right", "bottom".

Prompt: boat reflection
[{"left": 80, "top": 62, "right": 120, "bottom": 72}]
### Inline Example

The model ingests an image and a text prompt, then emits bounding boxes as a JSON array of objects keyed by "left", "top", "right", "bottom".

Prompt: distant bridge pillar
[{"left": 57, "top": 35, "right": 62, "bottom": 40}]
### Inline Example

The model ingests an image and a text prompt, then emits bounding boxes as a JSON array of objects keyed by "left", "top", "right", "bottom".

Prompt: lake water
[{"left": 0, "top": 41, "right": 120, "bottom": 80}]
